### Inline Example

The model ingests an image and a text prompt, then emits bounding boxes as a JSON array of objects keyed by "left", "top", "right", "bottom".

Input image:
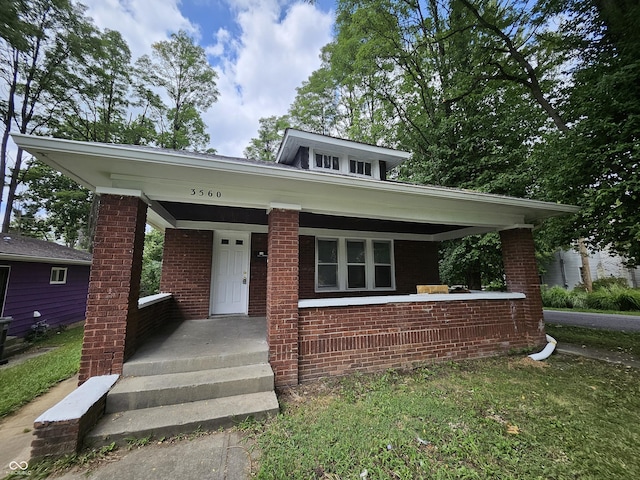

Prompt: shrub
[
  {"left": 592, "top": 277, "right": 629, "bottom": 291},
  {"left": 541, "top": 286, "right": 573, "bottom": 308}
]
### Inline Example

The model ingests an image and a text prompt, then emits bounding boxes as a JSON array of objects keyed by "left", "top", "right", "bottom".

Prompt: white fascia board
[
  {"left": 12, "top": 133, "right": 579, "bottom": 223},
  {"left": 0, "top": 254, "right": 91, "bottom": 265}
]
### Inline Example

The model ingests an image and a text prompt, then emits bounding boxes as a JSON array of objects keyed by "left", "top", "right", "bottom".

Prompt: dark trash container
[{"left": 0, "top": 316, "right": 13, "bottom": 365}]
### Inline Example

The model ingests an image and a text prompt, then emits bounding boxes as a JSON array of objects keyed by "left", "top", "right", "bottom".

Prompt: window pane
[
  {"left": 357, "top": 161, "right": 364, "bottom": 174},
  {"left": 350, "top": 160, "right": 356, "bottom": 173},
  {"left": 347, "top": 240, "right": 365, "bottom": 263},
  {"left": 375, "top": 266, "right": 392, "bottom": 288},
  {"left": 318, "top": 240, "right": 337, "bottom": 263},
  {"left": 348, "top": 265, "right": 366, "bottom": 288},
  {"left": 332, "top": 157, "right": 339, "bottom": 170},
  {"left": 373, "top": 241, "right": 391, "bottom": 264},
  {"left": 324, "top": 155, "right": 331, "bottom": 168},
  {"left": 365, "top": 163, "right": 372, "bottom": 176},
  {"left": 316, "top": 154, "right": 322, "bottom": 168},
  {"left": 318, "top": 265, "right": 338, "bottom": 288}
]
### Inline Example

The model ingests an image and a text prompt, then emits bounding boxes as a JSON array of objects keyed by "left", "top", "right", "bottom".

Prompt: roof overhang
[{"left": 12, "top": 134, "right": 579, "bottom": 240}]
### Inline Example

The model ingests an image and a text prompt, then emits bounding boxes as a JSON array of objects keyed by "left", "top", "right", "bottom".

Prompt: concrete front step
[
  {"left": 122, "top": 349, "right": 268, "bottom": 377},
  {"left": 86, "top": 391, "right": 280, "bottom": 447},
  {"left": 106, "top": 363, "right": 274, "bottom": 413}
]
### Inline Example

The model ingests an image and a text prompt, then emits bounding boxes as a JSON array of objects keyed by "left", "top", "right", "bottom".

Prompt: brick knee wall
[
  {"left": 160, "top": 229, "right": 213, "bottom": 319},
  {"left": 298, "top": 299, "right": 537, "bottom": 382}
]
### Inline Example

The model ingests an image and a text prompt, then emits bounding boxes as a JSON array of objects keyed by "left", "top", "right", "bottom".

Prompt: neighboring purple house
[{"left": 0, "top": 235, "right": 92, "bottom": 338}]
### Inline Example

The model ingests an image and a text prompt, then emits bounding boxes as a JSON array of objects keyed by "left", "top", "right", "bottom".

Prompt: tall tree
[
  {"left": 14, "top": 160, "right": 92, "bottom": 248},
  {"left": 244, "top": 115, "right": 290, "bottom": 162},
  {"left": 0, "top": 0, "right": 94, "bottom": 233},
  {"left": 536, "top": 0, "right": 640, "bottom": 265},
  {"left": 136, "top": 30, "right": 219, "bottom": 151}
]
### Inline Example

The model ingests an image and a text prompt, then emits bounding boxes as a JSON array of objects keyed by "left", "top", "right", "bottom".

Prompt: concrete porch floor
[{"left": 123, "top": 316, "right": 269, "bottom": 376}]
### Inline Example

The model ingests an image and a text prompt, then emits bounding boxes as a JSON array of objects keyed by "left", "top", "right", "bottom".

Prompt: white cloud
[
  {"left": 83, "top": 0, "right": 196, "bottom": 59},
  {"left": 82, "top": 0, "right": 334, "bottom": 157},
  {"left": 205, "top": 1, "right": 333, "bottom": 156}
]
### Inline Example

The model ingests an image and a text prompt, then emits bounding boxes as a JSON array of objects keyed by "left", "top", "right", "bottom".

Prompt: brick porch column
[
  {"left": 500, "top": 228, "right": 545, "bottom": 344},
  {"left": 267, "top": 207, "right": 300, "bottom": 387},
  {"left": 79, "top": 194, "right": 147, "bottom": 384}
]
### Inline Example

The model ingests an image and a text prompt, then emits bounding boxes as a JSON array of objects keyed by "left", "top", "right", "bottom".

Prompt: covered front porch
[{"left": 12, "top": 133, "right": 577, "bottom": 390}]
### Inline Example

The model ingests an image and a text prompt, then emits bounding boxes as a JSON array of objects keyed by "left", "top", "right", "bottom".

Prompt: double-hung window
[{"left": 316, "top": 238, "right": 394, "bottom": 291}]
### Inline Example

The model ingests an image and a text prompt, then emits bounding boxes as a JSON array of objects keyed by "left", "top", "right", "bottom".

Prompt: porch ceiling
[
  {"left": 12, "top": 134, "right": 579, "bottom": 240},
  {"left": 159, "top": 202, "right": 465, "bottom": 237}
]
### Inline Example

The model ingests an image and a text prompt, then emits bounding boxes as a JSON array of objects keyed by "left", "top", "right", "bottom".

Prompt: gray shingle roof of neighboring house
[{"left": 0, "top": 234, "right": 92, "bottom": 265}]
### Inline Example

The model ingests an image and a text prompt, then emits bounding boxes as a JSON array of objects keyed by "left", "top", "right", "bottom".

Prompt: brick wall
[
  {"left": 160, "top": 229, "right": 213, "bottom": 320},
  {"left": 133, "top": 296, "right": 173, "bottom": 351},
  {"left": 80, "top": 195, "right": 146, "bottom": 384},
  {"left": 249, "top": 233, "right": 267, "bottom": 316},
  {"left": 299, "top": 236, "right": 440, "bottom": 299},
  {"left": 298, "top": 298, "right": 534, "bottom": 382},
  {"left": 266, "top": 209, "right": 299, "bottom": 387},
  {"left": 500, "top": 228, "right": 545, "bottom": 344}
]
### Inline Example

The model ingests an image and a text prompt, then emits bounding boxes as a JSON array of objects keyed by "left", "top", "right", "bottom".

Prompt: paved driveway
[{"left": 544, "top": 310, "right": 640, "bottom": 332}]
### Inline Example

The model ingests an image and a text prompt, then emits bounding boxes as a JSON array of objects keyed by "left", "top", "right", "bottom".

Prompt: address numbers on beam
[{"left": 190, "top": 188, "right": 222, "bottom": 198}]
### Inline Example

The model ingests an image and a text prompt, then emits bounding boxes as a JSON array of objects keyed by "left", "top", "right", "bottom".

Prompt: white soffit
[{"left": 12, "top": 134, "right": 579, "bottom": 231}]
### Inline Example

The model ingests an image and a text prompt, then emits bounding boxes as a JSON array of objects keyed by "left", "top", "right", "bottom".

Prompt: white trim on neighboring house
[{"left": 0, "top": 254, "right": 92, "bottom": 266}]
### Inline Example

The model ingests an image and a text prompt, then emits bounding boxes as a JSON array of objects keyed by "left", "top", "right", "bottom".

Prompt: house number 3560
[{"left": 190, "top": 189, "right": 222, "bottom": 198}]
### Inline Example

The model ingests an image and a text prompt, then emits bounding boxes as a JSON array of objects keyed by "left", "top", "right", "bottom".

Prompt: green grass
[
  {"left": 251, "top": 357, "right": 640, "bottom": 479},
  {"left": 545, "top": 323, "right": 640, "bottom": 354},
  {"left": 545, "top": 306, "right": 640, "bottom": 316},
  {"left": 0, "top": 326, "right": 83, "bottom": 418}
]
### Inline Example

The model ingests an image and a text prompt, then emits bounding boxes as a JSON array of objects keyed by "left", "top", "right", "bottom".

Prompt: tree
[
  {"left": 244, "top": 115, "right": 290, "bottom": 162},
  {"left": 536, "top": 0, "right": 640, "bottom": 265},
  {"left": 0, "top": 0, "right": 95, "bottom": 233},
  {"left": 141, "top": 229, "right": 164, "bottom": 297},
  {"left": 15, "top": 160, "right": 93, "bottom": 248},
  {"left": 136, "top": 30, "right": 219, "bottom": 151}
]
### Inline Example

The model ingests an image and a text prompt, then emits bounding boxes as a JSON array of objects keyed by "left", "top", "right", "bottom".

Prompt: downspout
[{"left": 528, "top": 334, "right": 557, "bottom": 361}]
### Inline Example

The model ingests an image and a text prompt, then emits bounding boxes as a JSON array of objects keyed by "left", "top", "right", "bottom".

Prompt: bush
[
  {"left": 543, "top": 284, "right": 640, "bottom": 312},
  {"left": 541, "top": 286, "right": 573, "bottom": 308},
  {"left": 592, "top": 277, "right": 629, "bottom": 291}
]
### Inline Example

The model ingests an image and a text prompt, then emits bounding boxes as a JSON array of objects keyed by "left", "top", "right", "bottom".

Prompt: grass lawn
[
  {"left": 545, "top": 307, "right": 640, "bottom": 316},
  {"left": 545, "top": 323, "right": 640, "bottom": 355},
  {"left": 0, "top": 326, "right": 83, "bottom": 418},
  {"left": 250, "top": 355, "right": 640, "bottom": 479}
]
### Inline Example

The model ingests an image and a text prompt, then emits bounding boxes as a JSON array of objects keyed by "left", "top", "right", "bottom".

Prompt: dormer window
[
  {"left": 315, "top": 154, "right": 339, "bottom": 171},
  {"left": 350, "top": 160, "right": 372, "bottom": 176}
]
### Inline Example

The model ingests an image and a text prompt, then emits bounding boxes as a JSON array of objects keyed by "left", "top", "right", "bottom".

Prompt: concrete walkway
[{"left": 0, "top": 375, "right": 78, "bottom": 478}]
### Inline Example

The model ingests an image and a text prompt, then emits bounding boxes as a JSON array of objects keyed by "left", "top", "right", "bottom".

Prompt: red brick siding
[
  {"left": 299, "top": 236, "right": 440, "bottom": 299},
  {"left": 500, "top": 228, "right": 545, "bottom": 344},
  {"left": 394, "top": 240, "right": 440, "bottom": 293},
  {"left": 80, "top": 195, "right": 146, "bottom": 384},
  {"left": 298, "top": 298, "right": 535, "bottom": 382},
  {"left": 267, "top": 209, "right": 299, "bottom": 387},
  {"left": 160, "top": 229, "right": 213, "bottom": 320},
  {"left": 134, "top": 296, "right": 173, "bottom": 349},
  {"left": 249, "top": 233, "right": 267, "bottom": 316}
]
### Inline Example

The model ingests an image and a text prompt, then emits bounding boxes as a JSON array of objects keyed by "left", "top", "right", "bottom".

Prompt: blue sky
[{"left": 82, "top": 0, "right": 337, "bottom": 156}]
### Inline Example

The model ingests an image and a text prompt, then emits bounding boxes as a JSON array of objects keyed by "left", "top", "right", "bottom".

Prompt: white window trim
[
  {"left": 315, "top": 237, "right": 395, "bottom": 293},
  {"left": 50, "top": 267, "right": 68, "bottom": 285}
]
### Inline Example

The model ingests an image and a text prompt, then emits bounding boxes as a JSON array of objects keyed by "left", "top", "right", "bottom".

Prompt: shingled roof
[{"left": 0, "top": 235, "right": 92, "bottom": 265}]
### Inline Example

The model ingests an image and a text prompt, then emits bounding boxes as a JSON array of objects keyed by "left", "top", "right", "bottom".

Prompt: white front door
[{"left": 211, "top": 232, "right": 250, "bottom": 315}]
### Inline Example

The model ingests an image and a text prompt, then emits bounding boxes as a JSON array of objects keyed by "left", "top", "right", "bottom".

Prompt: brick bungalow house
[{"left": 13, "top": 130, "right": 577, "bottom": 388}]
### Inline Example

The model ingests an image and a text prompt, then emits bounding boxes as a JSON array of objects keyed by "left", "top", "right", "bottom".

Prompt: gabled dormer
[{"left": 275, "top": 129, "right": 411, "bottom": 181}]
